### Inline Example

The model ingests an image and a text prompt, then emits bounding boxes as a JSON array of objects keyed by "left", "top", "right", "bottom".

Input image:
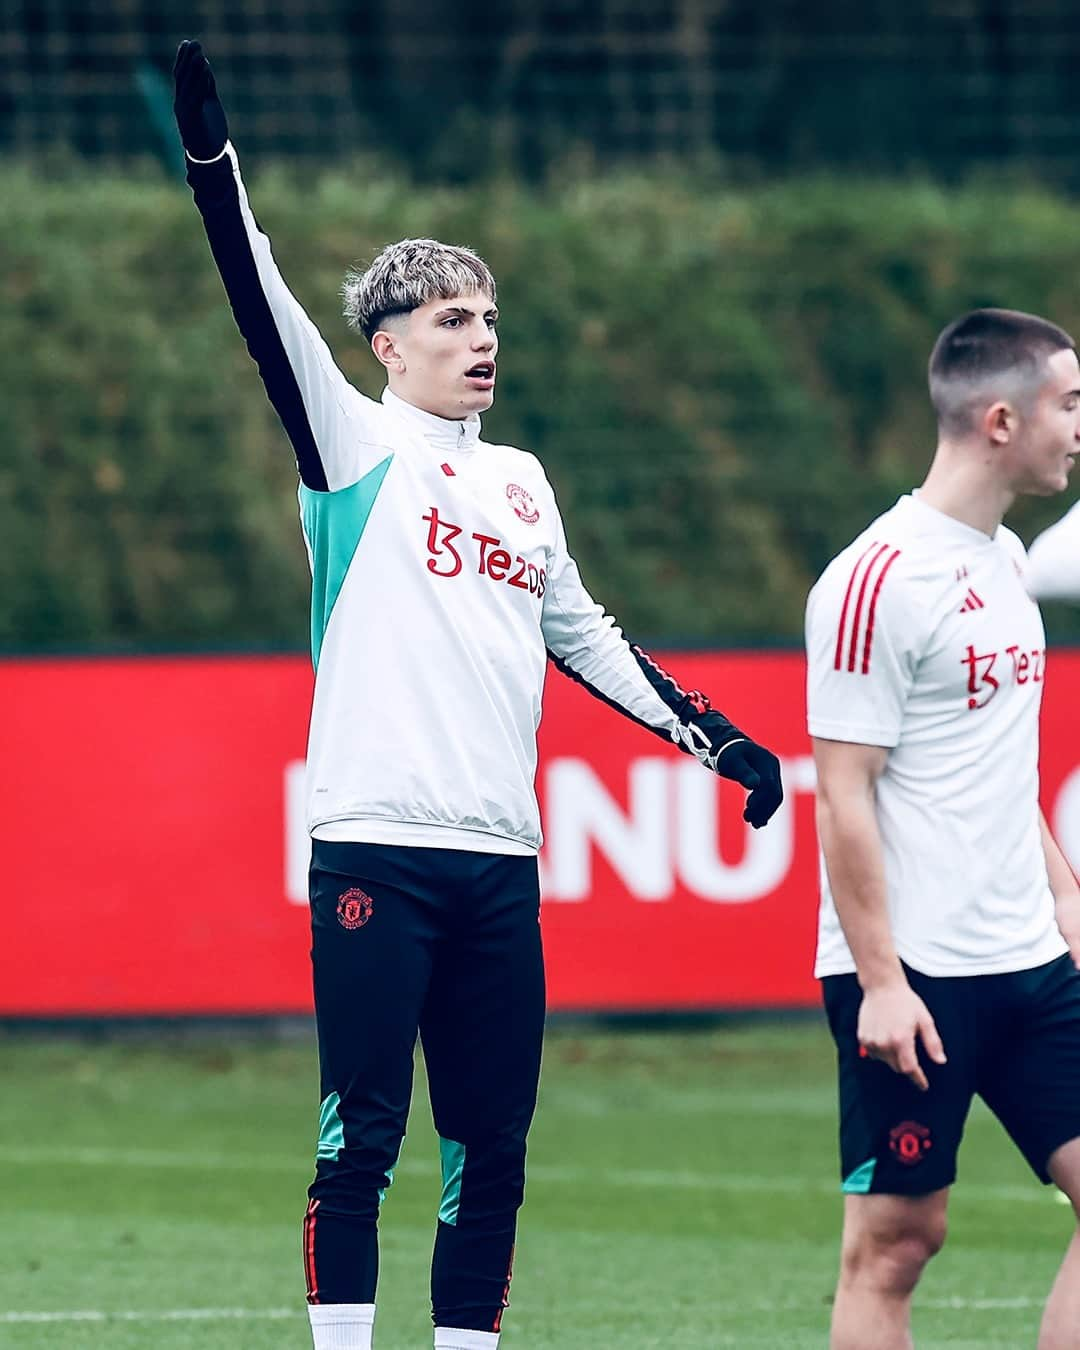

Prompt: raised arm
[
  {"left": 173, "top": 40, "right": 382, "bottom": 492},
  {"left": 540, "top": 495, "right": 783, "bottom": 828}
]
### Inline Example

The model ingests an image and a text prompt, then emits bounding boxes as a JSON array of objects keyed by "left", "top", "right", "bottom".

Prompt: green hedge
[{"left": 4, "top": 160, "right": 1080, "bottom": 651}]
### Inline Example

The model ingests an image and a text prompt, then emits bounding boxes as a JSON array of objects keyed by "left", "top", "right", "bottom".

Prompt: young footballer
[
  {"left": 806, "top": 308, "right": 1080, "bottom": 1349},
  {"left": 172, "top": 40, "right": 783, "bottom": 1350}
]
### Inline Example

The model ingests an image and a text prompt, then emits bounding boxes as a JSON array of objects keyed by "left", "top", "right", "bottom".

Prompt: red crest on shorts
[
  {"left": 337, "top": 888, "right": 373, "bottom": 930},
  {"left": 889, "top": 1120, "right": 932, "bottom": 1166},
  {"left": 506, "top": 483, "right": 539, "bottom": 524}
]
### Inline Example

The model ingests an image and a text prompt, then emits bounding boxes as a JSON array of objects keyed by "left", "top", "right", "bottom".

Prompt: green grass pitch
[{"left": 0, "top": 1021, "right": 1071, "bottom": 1348}]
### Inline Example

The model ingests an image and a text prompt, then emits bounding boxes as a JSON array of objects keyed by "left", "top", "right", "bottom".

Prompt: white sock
[
  {"left": 433, "top": 1329, "right": 499, "bottom": 1350},
  {"left": 308, "top": 1303, "right": 376, "bottom": 1350}
]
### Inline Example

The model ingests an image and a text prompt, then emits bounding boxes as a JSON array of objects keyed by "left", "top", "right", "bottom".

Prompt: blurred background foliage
[
  {"left": 4, "top": 159, "right": 1080, "bottom": 652},
  {"left": 5, "top": 0, "right": 1080, "bottom": 651}
]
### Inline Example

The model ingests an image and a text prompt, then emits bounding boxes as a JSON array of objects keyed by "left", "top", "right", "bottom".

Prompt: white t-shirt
[
  {"left": 1027, "top": 499, "right": 1080, "bottom": 602},
  {"left": 805, "top": 493, "right": 1064, "bottom": 978}
]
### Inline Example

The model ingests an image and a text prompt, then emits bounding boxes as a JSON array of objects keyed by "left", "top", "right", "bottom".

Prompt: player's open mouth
[{"left": 465, "top": 362, "right": 496, "bottom": 388}]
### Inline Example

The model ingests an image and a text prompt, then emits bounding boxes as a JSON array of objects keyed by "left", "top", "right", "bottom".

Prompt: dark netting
[{"left": 5, "top": 0, "right": 1080, "bottom": 182}]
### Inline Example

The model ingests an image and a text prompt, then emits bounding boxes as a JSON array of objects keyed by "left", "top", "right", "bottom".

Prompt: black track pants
[{"left": 303, "top": 840, "right": 545, "bottom": 1332}]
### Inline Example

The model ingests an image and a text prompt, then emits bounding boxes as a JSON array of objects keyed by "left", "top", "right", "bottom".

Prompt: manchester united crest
[
  {"left": 889, "top": 1120, "right": 932, "bottom": 1166},
  {"left": 506, "top": 483, "right": 539, "bottom": 524},
  {"left": 337, "top": 887, "right": 374, "bottom": 930}
]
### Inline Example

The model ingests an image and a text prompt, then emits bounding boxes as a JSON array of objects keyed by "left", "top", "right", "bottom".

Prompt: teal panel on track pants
[{"left": 304, "top": 839, "right": 545, "bottom": 1333}]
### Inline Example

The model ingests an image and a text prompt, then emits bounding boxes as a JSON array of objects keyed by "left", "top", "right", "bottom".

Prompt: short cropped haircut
[
  {"left": 929, "top": 308, "right": 1075, "bottom": 435},
  {"left": 342, "top": 238, "right": 497, "bottom": 341}
]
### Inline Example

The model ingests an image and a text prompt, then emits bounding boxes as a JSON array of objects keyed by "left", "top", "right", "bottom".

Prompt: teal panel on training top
[
  {"left": 439, "top": 1136, "right": 466, "bottom": 1225},
  {"left": 842, "top": 1158, "right": 876, "bottom": 1194},
  {"left": 301, "top": 455, "right": 393, "bottom": 670},
  {"left": 316, "top": 1090, "right": 345, "bottom": 1161}
]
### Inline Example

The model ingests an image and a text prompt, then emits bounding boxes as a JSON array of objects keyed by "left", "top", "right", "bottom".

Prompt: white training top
[
  {"left": 298, "top": 383, "right": 684, "bottom": 854},
  {"left": 185, "top": 143, "right": 722, "bottom": 855},
  {"left": 1027, "top": 499, "right": 1080, "bottom": 602},
  {"left": 805, "top": 493, "right": 1064, "bottom": 978}
]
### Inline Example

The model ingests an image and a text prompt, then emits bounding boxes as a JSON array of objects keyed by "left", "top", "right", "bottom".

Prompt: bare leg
[
  {"left": 1039, "top": 1138, "right": 1080, "bottom": 1350},
  {"left": 830, "top": 1190, "right": 949, "bottom": 1350}
]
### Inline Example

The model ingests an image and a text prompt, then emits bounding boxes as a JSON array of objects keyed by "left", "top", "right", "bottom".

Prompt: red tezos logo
[
  {"left": 507, "top": 483, "right": 539, "bottom": 524},
  {"left": 889, "top": 1120, "right": 932, "bottom": 1166},
  {"left": 421, "top": 508, "right": 546, "bottom": 600},
  {"left": 962, "top": 643, "right": 1044, "bottom": 710},
  {"left": 337, "top": 888, "right": 373, "bottom": 930}
]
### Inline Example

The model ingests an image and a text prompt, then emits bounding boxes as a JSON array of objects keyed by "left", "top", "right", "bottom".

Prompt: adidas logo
[{"left": 958, "top": 588, "right": 985, "bottom": 613}]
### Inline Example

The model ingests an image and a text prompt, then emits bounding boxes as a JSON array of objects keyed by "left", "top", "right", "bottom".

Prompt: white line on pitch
[
  {"left": 0, "top": 1308, "right": 300, "bottom": 1324},
  {"left": 0, "top": 1297, "right": 1042, "bottom": 1324}
]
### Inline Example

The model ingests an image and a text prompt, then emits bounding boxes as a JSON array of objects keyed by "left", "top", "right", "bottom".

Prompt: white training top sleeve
[
  {"left": 185, "top": 142, "right": 388, "bottom": 492},
  {"left": 539, "top": 492, "right": 681, "bottom": 737},
  {"left": 806, "top": 541, "right": 926, "bottom": 748}
]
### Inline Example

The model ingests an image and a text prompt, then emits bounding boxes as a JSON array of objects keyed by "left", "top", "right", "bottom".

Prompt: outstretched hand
[
  {"left": 713, "top": 737, "right": 784, "bottom": 828},
  {"left": 673, "top": 714, "right": 783, "bottom": 827},
  {"left": 173, "top": 39, "right": 229, "bottom": 161}
]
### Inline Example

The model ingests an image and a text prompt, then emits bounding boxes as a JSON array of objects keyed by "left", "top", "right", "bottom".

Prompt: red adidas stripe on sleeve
[
  {"left": 833, "top": 542, "right": 902, "bottom": 674},
  {"left": 861, "top": 549, "right": 902, "bottom": 673}
]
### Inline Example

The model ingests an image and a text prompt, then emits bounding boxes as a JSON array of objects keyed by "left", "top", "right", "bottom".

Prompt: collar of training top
[
  {"left": 901, "top": 491, "right": 1001, "bottom": 546},
  {"left": 381, "top": 387, "right": 482, "bottom": 453}
]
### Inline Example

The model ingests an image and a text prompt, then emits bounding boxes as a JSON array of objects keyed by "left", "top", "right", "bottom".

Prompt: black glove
[
  {"left": 173, "top": 39, "right": 229, "bottom": 161},
  {"left": 713, "top": 737, "right": 784, "bottom": 829},
  {"left": 674, "top": 715, "right": 784, "bottom": 829}
]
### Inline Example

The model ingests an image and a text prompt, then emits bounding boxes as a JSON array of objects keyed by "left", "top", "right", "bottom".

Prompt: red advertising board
[{"left": 3, "top": 650, "right": 1080, "bottom": 1015}]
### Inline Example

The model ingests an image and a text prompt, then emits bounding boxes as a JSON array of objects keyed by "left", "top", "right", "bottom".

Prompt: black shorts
[{"left": 823, "top": 953, "right": 1080, "bottom": 1195}]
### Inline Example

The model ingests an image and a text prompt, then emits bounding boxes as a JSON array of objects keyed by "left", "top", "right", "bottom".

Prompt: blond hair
[{"left": 342, "top": 238, "right": 496, "bottom": 341}]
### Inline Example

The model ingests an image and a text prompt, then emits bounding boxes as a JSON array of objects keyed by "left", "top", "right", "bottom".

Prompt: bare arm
[
  {"left": 1042, "top": 809, "right": 1080, "bottom": 967},
  {"left": 813, "top": 735, "right": 947, "bottom": 1090},
  {"left": 814, "top": 737, "right": 898, "bottom": 988}
]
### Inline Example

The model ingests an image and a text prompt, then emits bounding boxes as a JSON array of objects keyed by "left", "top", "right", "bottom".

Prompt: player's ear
[
  {"left": 983, "top": 400, "right": 1015, "bottom": 445},
  {"left": 372, "top": 329, "right": 405, "bottom": 373}
]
